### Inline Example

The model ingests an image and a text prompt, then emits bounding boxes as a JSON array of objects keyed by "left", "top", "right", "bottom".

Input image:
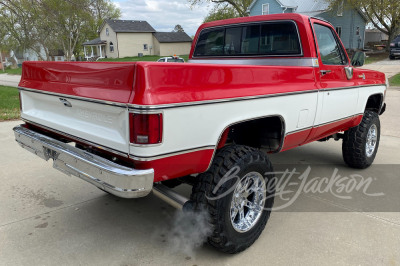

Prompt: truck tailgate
[{"left": 19, "top": 61, "right": 137, "bottom": 154}]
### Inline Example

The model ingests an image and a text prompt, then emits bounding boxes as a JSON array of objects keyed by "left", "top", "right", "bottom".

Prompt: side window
[
  {"left": 262, "top": 4, "right": 269, "bottom": 15},
  {"left": 314, "top": 24, "right": 347, "bottom": 65},
  {"left": 110, "top": 42, "right": 114, "bottom": 53},
  {"left": 335, "top": 27, "right": 342, "bottom": 38}
]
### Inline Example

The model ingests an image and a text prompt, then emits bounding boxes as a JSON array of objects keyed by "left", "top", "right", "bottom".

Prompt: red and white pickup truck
[{"left": 14, "top": 14, "right": 386, "bottom": 253}]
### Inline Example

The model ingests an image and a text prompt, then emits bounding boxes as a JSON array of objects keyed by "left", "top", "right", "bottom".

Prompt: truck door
[{"left": 308, "top": 19, "right": 359, "bottom": 141}]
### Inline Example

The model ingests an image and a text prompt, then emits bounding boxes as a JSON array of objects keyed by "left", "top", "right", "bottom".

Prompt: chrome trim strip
[
  {"left": 285, "top": 113, "right": 364, "bottom": 136},
  {"left": 13, "top": 125, "right": 154, "bottom": 198},
  {"left": 135, "top": 113, "right": 364, "bottom": 164},
  {"left": 19, "top": 87, "right": 127, "bottom": 108},
  {"left": 285, "top": 126, "right": 313, "bottom": 136},
  {"left": 128, "top": 84, "right": 384, "bottom": 111},
  {"left": 129, "top": 145, "right": 215, "bottom": 161},
  {"left": 128, "top": 90, "right": 318, "bottom": 111},
  {"left": 188, "top": 58, "right": 319, "bottom": 67},
  {"left": 22, "top": 119, "right": 129, "bottom": 158},
  {"left": 313, "top": 114, "right": 356, "bottom": 128},
  {"left": 19, "top": 79, "right": 385, "bottom": 112}
]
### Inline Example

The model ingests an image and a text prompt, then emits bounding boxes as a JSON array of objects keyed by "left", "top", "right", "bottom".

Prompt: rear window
[{"left": 193, "top": 21, "right": 302, "bottom": 57}]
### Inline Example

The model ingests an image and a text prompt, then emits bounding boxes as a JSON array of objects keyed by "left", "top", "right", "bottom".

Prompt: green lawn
[
  {"left": 98, "top": 54, "right": 189, "bottom": 62},
  {"left": 389, "top": 73, "right": 400, "bottom": 87},
  {"left": 0, "top": 86, "right": 20, "bottom": 121},
  {"left": 1, "top": 67, "right": 22, "bottom": 75}
]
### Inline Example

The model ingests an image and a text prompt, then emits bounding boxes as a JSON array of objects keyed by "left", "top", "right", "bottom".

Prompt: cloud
[{"left": 113, "top": 0, "right": 213, "bottom": 36}]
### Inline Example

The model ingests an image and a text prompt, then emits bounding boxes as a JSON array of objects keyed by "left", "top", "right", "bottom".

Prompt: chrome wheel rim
[
  {"left": 366, "top": 124, "right": 378, "bottom": 157},
  {"left": 230, "top": 172, "right": 266, "bottom": 233}
]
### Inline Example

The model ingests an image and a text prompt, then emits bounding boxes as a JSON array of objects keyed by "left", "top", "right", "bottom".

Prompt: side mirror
[{"left": 351, "top": 51, "right": 365, "bottom": 67}]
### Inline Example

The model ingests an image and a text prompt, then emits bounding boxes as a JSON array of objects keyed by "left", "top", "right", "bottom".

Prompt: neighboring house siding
[
  {"left": 319, "top": 7, "right": 365, "bottom": 49},
  {"left": 100, "top": 23, "right": 118, "bottom": 58},
  {"left": 250, "top": 0, "right": 283, "bottom": 16},
  {"left": 158, "top": 42, "right": 192, "bottom": 56},
  {"left": 117, "top": 33, "right": 154, "bottom": 57},
  {"left": 153, "top": 38, "right": 161, "bottom": 56}
]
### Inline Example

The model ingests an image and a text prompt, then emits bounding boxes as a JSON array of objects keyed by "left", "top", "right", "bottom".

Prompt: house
[
  {"left": 83, "top": 19, "right": 192, "bottom": 59},
  {"left": 248, "top": 0, "right": 368, "bottom": 50},
  {"left": 365, "top": 29, "right": 388, "bottom": 45},
  {"left": 153, "top": 32, "right": 193, "bottom": 56}
]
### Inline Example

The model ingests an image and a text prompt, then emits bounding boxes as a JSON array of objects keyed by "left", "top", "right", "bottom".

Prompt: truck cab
[{"left": 13, "top": 13, "right": 387, "bottom": 254}]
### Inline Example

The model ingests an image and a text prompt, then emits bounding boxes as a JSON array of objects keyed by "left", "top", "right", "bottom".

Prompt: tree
[
  {"left": 189, "top": 0, "right": 252, "bottom": 17},
  {"left": 0, "top": 0, "right": 41, "bottom": 58},
  {"left": 328, "top": 0, "right": 400, "bottom": 49},
  {"left": 173, "top": 24, "right": 185, "bottom": 32},
  {"left": 189, "top": 0, "right": 253, "bottom": 22},
  {"left": 0, "top": 0, "right": 120, "bottom": 61},
  {"left": 75, "top": 0, "right": 121, "bottom": 59},
  {"left": 203, "top": 5, "right": 239, "bottom": 22}
]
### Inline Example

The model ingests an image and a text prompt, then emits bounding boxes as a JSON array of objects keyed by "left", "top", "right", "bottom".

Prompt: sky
[{"left": 112, "top": 0, "right": 214, "bottom": 37}]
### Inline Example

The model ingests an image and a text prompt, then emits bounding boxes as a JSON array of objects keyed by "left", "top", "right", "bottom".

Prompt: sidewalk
[
  {"left": 0, "top": 73, "right": 21, "bottom": 87},
  {"left": 361, "top": 58, "right": 400, "bottom": 78}
]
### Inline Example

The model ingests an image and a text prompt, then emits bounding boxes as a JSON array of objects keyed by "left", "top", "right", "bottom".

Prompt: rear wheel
[
  {"left": 342, "top": 110, "right": 380, "bottom": 169},
  {"left": 189, "top": 145, "right": 275, "bottom": 254}
]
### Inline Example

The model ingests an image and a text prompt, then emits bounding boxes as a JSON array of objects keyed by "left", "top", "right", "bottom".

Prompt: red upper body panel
[
  {"left": 19, "top": 14, "right": 386, "bottom": 106},
  {"left": 19, "top": 61, "right": 137, "bottom": 103}
]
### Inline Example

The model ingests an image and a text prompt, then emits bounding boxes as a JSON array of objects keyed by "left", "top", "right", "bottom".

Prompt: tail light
[
  {"left": 129, "top": 113, "right": 163, "bottom": 144},
  {"left": 390, "top": 43, "right": 395, "bottom": 47}
]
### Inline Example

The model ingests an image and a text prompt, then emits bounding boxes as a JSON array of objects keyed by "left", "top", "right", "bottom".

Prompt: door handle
[{"left": 320, "top": 70, "right": 331, "bottom": 76}]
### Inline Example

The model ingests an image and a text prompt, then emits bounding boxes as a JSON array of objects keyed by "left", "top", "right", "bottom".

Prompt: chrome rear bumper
[{"left": 13, "top": 125, "right": 154, "bottom": 198}]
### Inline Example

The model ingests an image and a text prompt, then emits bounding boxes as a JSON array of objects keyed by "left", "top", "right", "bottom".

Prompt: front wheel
[
  {"left": 342, "top": 110, "right": 380, "bottom": 169},
  {"left": 189, "top": 145, "right": 275, "bottom": 254}
]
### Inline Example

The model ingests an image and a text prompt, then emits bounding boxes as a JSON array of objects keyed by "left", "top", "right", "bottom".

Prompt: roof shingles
[
  {"left": 153, "top": 32, "right": 192, "bottom": 43},
  {"left": 105, "top": 19, "right": 156, "bottom": 33}
]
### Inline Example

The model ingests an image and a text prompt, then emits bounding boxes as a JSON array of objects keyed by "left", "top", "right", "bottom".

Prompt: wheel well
[
  {"left": 224, "top": 116, "right": 284, "bottom": 152},
  {"left": 365, "top": 94, "right": 383, "bottom": 113}
]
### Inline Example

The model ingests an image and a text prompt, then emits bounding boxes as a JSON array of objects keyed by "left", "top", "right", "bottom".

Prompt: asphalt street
[{"left": 0, "top": 61, "right": 400, "bottom": 265}]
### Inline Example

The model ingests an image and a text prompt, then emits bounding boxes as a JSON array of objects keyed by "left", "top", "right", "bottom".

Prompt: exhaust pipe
[{"left": 152, "top": 183, "right": 191, "bottom": 210}]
